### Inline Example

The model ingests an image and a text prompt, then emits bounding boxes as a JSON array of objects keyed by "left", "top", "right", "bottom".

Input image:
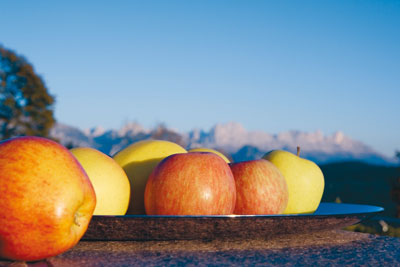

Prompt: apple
[
  {"left": 188, "top": 147, "right": 230, "bottom": 163},
  {"left": 263, "top": 147, "right": 325, "bottom": 214},
  {"left": 144, "top": 152, "right": 236, "bottom": 215},
  {"left": 70, "top": 147, "right": 130, "bottom": 215},
  {"left": 0, "top": 136, "right": 96, "bottom": 261},
  {"left": 229, "top": 159, "right": 288, "bottom": 215},
  {"left": 113, "top": 140, "right": 187, "bottom": 214}
]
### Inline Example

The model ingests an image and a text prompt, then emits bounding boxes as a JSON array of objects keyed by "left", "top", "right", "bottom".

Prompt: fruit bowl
[{"left": 82, "top": 202, "right": 383, "bottom": 241}]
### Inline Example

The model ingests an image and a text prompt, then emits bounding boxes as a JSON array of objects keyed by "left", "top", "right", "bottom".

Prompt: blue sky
[{"left": 1, "top": 1, "right": 399, "bottom": 157}]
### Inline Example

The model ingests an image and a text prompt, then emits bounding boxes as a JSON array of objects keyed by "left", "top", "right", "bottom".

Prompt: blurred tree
[
  {"left": 0, "top": 46, "right": 55, "bottom": 139},
  {"left": 150, "top": 124, "right": 186, "bottom": 148}
]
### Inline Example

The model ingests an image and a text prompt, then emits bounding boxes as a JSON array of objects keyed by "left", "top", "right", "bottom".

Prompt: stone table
[{"left": 2, "top": 230, "right": 400, "bottom": 266}]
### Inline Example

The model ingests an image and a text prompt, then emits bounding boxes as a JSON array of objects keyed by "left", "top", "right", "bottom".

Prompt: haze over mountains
[{"left": 50, "top": 122, "right": 396, "bottom": 166}]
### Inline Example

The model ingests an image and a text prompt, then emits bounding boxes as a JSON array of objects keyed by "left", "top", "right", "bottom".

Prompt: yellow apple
[
  {"left": 263, "top": 147, "right": 324, "bottom": 214},
  {"left": 188, "top": 147, "right": 230, "bottom": 163},
  {"left": 70, "top": 147, "right": 130, "bottom": 215},
  {"left": 113, "top": 140, "right": 187, "bottom": 214}
]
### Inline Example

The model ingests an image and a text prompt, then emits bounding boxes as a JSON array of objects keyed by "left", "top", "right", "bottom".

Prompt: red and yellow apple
[
  {"left": 229, "top": 159, "right": 288, "bottom": 215},
  {"left": 144, "top": 152, "right": 236, "bottom": 215},
  {"left": 113, "top": 140, "right": 187, "bottom": 214},
  {"left": 0, "top": 136, "right": 96, "bottom": 261}
]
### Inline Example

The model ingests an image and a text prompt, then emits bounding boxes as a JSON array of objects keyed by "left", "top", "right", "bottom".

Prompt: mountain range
[{"left": 50, "top": 121, "right": 397, "bottom": 166}]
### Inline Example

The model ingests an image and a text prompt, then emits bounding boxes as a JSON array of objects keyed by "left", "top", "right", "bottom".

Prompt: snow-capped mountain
[
  {"left": 186, "top": 122, "right": 394, "bottom": 165},
  {"left": 50, "top": 121, "right": 396, "bottom": 166}
]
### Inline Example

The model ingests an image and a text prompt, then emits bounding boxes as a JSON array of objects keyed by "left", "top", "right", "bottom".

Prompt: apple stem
[
  {"left": 74, "top": 213, "right": 81, "bottom": 227},
  {"left": 297, "top": 146, "right": 300, "bottom": 157}
]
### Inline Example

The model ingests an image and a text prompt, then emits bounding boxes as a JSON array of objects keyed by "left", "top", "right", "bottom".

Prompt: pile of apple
[{"left": 0, "top": 136, "right": 324, "bottom": 261}]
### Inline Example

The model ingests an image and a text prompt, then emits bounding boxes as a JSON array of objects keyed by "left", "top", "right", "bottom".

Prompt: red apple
[
  {"left": 144, "top": 152, "right": 236, "bottom": 215},
  {"left": 230, "top": 159, "right": 288, "bottom": 215},
  {"left": 0, "top": 136, "right": 96, "bottom": 261}
]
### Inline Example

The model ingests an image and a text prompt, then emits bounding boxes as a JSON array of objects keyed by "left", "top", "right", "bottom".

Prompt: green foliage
[
  {"left": 321, "top": 161, "right": 399, "bottom": 217},
  {"left": 0, "top": 46, "right": 55, "bottom": 139},
  {"left": 345, "top": 220, "right": 400, "bottom": 238},
  {"left": 321, "top": 160, "right": 400, "bottom": 237}
]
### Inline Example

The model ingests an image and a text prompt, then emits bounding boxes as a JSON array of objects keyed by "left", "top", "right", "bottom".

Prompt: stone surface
[{"left": 1, "top": 230, "right": 400, "bottom": 266}]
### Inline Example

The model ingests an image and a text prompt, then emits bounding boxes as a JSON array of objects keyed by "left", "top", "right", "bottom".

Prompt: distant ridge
[{"left": 50, "top": 121, "right": 397, "bottom": 166}]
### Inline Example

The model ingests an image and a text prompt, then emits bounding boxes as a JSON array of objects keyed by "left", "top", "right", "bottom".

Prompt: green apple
[
  {"left": 263, "top": 147, "right": 324, "bottom": 214},
  {"left": 70, "top": 147, "right": 131, "bottom": 215},
  {"left": 113, "top": 140, "right": 187, "bottom": 214}
]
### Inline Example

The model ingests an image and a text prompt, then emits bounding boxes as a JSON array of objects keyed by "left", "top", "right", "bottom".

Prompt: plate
[{"left": 82, "top": 202, "right": 383, "bottom": 241}]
